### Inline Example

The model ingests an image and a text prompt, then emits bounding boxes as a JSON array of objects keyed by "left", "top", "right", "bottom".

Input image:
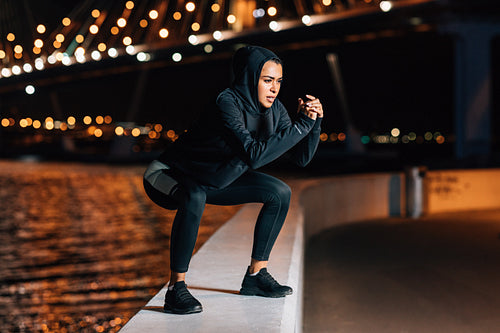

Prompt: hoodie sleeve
[
  {"left": 217, "top": 93, "right": 316, "bottom": 169},
  {"left": 274, "top": 102, "right": 322, "bottom": 167},
  {"left": 284, "top": 117, "right": 322, "bottom": 167}
]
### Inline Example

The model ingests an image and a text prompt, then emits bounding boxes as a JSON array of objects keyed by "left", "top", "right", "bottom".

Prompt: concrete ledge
[{"left": 120, "top": 200, "right": 304, "bottom": 333}]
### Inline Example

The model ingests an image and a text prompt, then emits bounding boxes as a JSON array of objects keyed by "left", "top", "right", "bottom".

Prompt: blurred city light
[
  {"left": 172, "top": 53, "right": 182, "bottom": 62},
  {"left": 269, "top": 21, "right": 280, "bottom": 31},
  {"left": 380, "top": 1, "right": 393, "bottom": 12},
  {"left": 36, "top": 24, "right": 46, "bottom": 34},
  {"left": 302, "top": 15, "right": 312, "bottom": 26},
  {"left": 25, "top": 85, "right": 35, "bottom": 95}
]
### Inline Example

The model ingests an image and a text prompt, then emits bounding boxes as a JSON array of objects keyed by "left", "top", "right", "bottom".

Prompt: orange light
[
  {"left": 7, "top": 33, "right": 15, "bottom": 41},
  {"left": 140, "top": 19, "right": 148, "bottom": 28},
  {"left": 131, "top": 128, "right": 141, "bottom": 137},
  {"left": 111, "top": 26, "right": 119, "bottom": 35},
  {"left": 92, "top": 9, "right": 100, "bottom": 18},
  {"left": 436, "top": 135, "right": 445, "bottom": 144},
  {"left": 338, "top": 132, "right": 346, "bottom": 141},
  {"left": 320, "top": 133, "right": 328, "bottom": 142},
  {"left": 159, "top": 28, "right": 169, "bottom": 38},
  {"left": 94, "top": 128, "right": 103, "bottom": 137},
  {"left": 62, "top": 17, "right": 71, "bottom": 26},
  {"left": 227, "top": 15, "right": 236, "bottom": 24},
  {"left": 34, "top": 39, "right": 43, "bottom": 48},
  {"left": 268, "top": 7, "right": 277, "bottom": 16},
  {"left": 211, "top": 4, "right": 220, "bottom": 12},
  {"left": 149, "top": 10, "right": 159, "bottom": 20},
  {"left": 173, "top": 12, "right": 182, "bottom": 20},
  {"left": 36, "top": 24, "right": 46, "bottom": 34},
  {"left": 122, "top": 36, "right": 132, "bottom": 45},
  {"left": 89, "top": 24, "right": 99, "bottom": 34},
  {"left": 126, "top": 1, "right": 135, "bottom": 10},
  {"left": 117, "top": 18, "right": 127, "bottom": 27}
]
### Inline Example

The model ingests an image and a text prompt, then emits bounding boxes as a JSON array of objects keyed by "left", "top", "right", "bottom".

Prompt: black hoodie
[{"left": 158, "top": 46, "right": 322, "bottom": 189}]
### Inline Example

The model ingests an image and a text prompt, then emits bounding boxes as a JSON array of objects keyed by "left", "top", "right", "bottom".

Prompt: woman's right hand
[{"left": 298, "top": 95, "right": 322, "bottom": 120}]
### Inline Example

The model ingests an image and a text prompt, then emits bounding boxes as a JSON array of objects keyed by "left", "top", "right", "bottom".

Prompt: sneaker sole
[
  {"left": 163, "top": 304, "right": 203, "bottom": 315},
  {"left": 239, "top": 287, "right": 292, "bottom": 298}
]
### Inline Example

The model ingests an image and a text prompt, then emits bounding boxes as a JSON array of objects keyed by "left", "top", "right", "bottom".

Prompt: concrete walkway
[
  {"left": 119, "top": 202, "right": 304, "bottom": 332},
  {"left": 304, "top": 209, "right": 500, "bottom": 333}
]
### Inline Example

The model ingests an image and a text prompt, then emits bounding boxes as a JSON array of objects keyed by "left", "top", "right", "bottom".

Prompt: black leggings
[{"left": 144, "top": 169, "right": 291, "bottom": 273}]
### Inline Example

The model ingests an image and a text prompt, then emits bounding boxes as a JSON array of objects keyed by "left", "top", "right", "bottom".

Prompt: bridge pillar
[{"left": 440, "top": 20, "right": 500, "bottom": 160}]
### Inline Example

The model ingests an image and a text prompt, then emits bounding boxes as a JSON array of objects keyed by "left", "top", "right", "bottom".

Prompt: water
[{"left": 0, "top": 161, "right": 239, "bottom": 332}]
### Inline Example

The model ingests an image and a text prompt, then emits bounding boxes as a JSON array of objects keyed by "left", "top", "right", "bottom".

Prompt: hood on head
[{"left": 231, "top": 45, "right": 281, "bottom": 113}]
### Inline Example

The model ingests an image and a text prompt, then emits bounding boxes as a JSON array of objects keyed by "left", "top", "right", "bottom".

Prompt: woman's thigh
[{"left": 206, "top": 170, "right": 290, "bottom": 206}]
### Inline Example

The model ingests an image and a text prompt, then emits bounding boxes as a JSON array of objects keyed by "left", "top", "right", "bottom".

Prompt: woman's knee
[
  {"left": 176, "top": 183, "right": 207, "bottom": 216},
  {"left": 268, "top": 180, "right": 291, "bottom": 206}
]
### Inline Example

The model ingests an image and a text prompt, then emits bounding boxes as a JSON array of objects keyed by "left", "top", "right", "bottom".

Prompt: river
[{"left": 0, "top": 161, "right": 239, "bottom": 332}]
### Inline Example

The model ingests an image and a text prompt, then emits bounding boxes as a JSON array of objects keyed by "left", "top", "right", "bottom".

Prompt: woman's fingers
[
  {"left": 300, "top": 95, "right": 324, "bottom": 119},
  {"left": 304, "top": 95, "right": 323, "bottom": 118},
  {"left": 297, "top": 98, "right": 305, "bottom": 113}
]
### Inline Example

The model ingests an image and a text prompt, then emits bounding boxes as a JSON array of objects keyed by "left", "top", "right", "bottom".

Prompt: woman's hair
[{"left": 269, "top": 57, "right": 282, "bottom": 66}]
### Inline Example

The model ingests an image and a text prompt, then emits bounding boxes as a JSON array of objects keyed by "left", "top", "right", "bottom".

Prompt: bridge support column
[{"left": 440, "top": 20, "right": 500, "bottom": 160}]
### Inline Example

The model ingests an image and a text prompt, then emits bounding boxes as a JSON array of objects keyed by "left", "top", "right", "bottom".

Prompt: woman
[{"left": 143, "top": 45, "right": 323, "bottom": 314}]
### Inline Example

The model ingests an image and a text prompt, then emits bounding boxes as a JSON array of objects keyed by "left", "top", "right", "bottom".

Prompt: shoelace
[
  {"left": 176, "top": 286, "right": 195, "bottom": 303},
  {"left": 260, "top": 270, "right": 281, "bottom": 287}
]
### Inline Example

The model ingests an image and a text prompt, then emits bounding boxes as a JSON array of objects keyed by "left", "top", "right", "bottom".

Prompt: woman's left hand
[{"left": 300, "top": 94, "right": 324, "bottom": 119}]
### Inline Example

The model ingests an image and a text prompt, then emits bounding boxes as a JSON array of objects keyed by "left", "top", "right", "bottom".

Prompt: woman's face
[{"left": 257, "top": 60, "right": 283, "bottom": 109}]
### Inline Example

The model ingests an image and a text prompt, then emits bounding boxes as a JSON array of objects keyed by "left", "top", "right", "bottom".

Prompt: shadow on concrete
[
  {"left": 304, "top": 210, "right": 500, "bottom": 332},
  {"left": 189, "top": 286, "right": 241, "bottom": 295}
]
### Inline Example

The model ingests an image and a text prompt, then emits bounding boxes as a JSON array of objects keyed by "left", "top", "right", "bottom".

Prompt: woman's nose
[{"left": 271, "top": 81, "right": 277, "bottom": 92}]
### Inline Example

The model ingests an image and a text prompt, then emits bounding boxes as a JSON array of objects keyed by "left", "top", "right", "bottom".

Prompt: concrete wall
[
  {"left": 298, "top": 173, "right": 404, "bottom": 239},
  {"left": 426, "top": 169, "right": 500, "bottom": 214}
]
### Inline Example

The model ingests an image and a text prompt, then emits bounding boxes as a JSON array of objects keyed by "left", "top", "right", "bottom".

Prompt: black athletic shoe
[
  {"left": 240, "top": 267, "right": 293, "bottom": 298},
  {"left": 164, "top": 281, "right": 203, "bottom": 314}
]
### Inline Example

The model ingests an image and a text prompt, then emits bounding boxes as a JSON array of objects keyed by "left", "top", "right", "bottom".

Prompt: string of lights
[{"left": 0, "top": 0, "right": 417, "bottom": 80}]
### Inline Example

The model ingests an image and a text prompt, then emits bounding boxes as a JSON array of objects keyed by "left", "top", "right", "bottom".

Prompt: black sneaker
[
  {"left": 164, "top": 281, "right": 203, "bottom": 314},
  {"left": 240, "top": 267, "right": 293, "bottom": 298}
]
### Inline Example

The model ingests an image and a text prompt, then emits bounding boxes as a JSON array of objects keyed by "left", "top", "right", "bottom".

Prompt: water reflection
[{"left": 0, "top": 161, "right": 239, "bottom": 332}]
